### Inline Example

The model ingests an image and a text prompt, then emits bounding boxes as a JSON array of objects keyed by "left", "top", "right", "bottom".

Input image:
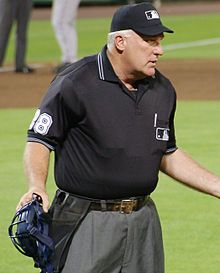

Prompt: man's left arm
[{"left": 160, "top": 148, "right": 220, "bottom": 198}]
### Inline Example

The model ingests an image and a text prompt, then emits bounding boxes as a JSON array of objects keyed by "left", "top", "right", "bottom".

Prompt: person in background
[
  {"left": 51, "top": 0, "right": 81, "bottom": 73},
  {"left": 153, "top": 0, "right": 161, "bottom": 9},
  {"left": 0, "top": 0, "right": 34, "bottom": 73}
]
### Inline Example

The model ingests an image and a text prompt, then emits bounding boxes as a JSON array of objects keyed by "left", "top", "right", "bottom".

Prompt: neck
[
  {"left": 107, "top": 49, "right": 138, "bottom": 91},
  {"left": 121, "top": 80, "right": 138, "bottom": 91}
]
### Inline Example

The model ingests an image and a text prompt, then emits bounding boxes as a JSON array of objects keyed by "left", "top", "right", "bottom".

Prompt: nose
[{"left": 153, "top": 44, "right": 164, "bottom": 56}]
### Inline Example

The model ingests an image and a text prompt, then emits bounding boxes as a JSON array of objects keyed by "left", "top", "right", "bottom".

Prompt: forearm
[
  {"left": 17, "top": 142, "right": 51, "bottom": 211},
  {"left": 24, "top": 142, "right": 50, "bottom": 191},
  {"left": 160, "top": 148, "right": 220, "bottom": 198}
]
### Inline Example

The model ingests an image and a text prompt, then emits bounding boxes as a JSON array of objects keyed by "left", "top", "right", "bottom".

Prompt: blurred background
[
  {"left": 0, "top": 1, "right": 220, "bottom": 272},
  {"left": 32, "top": 0, "right": 220, "bottom": 5}
]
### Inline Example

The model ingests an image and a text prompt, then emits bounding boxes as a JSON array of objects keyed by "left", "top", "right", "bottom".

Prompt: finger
[
  {"left": 33, "top": 191, "right": 50, "bottom": 212},
  {"left": 42, "top": 204, "right": 49, "bottom": 213},
  {"left": 16, "top": 194, "right": 32, "bottom": 211},
  {"left": 41, "top": 195, "right": 50, "bottom": 213}
]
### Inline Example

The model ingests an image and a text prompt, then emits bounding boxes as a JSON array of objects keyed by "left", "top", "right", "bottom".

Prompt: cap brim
[{"left": 135, "top": 24, "right": 174, "bottom": 36}]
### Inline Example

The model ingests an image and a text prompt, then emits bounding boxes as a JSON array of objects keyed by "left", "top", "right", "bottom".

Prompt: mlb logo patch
[
  {"left": 145, "top": 10, "right": 160, "bottom": 20},
  {"left": 156, "top": 127, "right": 169, "bottom": 141}
]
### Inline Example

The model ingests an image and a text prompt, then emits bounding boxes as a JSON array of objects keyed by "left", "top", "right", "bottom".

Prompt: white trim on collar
[{"left": 98, "top": 53, "right": 105, "bottom": 80}]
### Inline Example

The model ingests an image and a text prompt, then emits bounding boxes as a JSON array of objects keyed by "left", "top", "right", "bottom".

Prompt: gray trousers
[
  {"left": 0, "top": 0, "right": 32, "bottom": 69},
  {"left": 61, "top": 197, "right": 164, "bottom": 273}
]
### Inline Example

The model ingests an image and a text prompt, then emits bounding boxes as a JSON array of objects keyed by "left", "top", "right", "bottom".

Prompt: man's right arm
[{"left": 16, "top": 142, "right": 51, "bottom": 212}]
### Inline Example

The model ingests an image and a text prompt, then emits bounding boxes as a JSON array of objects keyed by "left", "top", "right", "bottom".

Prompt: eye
[
  {"left": 146, "top": 39, "right": 158, "bottom": 46},
  {"left": 139, "top": 34, "right": 163, "bottom": 46}
]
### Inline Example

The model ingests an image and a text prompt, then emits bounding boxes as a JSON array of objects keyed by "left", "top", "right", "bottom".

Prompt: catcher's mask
[{"left": 8, "top": 194, "right": 54, "bottom": 273}]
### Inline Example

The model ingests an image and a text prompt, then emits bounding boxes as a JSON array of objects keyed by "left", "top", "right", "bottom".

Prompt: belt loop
[
  {"left": 100, "top": 200, "right": 107, "bottom": 211},
  {"left": 56, "top": 190, "right": 69, "bottom": 206}
]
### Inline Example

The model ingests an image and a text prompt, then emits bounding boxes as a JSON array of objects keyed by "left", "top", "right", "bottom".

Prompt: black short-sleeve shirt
[{"left": 27, "top": 46, "right": 177, "bottom": 199}]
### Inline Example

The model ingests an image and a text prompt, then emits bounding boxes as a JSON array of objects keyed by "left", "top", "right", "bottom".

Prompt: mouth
[{"left": 149, "top": 60, "right": 157, "bottom": 67}]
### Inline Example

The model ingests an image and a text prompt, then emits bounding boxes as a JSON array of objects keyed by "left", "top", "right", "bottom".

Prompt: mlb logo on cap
[
  {"left": 110, "top": 2, "right": 174, "bottom": 36},
  {"left": 145, "top": 10, "right": 160, "bottom": 20}
]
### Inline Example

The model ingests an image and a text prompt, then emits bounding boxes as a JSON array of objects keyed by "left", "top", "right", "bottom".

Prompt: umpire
[{"left": 17, "top": 3, "right": 220, "bottom": 273}]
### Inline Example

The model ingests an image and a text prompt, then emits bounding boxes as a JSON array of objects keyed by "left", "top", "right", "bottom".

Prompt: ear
[{"left": 114, "top": 35, "right": 126, "bottom": 52}]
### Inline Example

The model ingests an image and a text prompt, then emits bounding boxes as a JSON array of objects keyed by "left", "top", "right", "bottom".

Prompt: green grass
[
  {"left": 1, "top": 102, "right": 220, "bottom": 273},
  {"left": 163, "top": 13, "right": 220, "bottom": 42},
  {"left": 3, "top": 12, "right": 220, "bottom": 65},
  {"left": 161, "top": 13, "right": 220, "bottom": 59},
  {"left": 0, "top": 109, "right": 56, "bottom": 273}
]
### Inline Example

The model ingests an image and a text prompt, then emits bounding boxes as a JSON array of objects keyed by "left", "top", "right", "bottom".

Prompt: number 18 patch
[
  {"left": 29, "top": 109, "right": 53, "bottom": 135},
  {"left": 156, "top": 127, "right": 169, "bottom": 141}
]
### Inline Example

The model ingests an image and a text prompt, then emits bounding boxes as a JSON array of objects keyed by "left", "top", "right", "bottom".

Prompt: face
[{"left": 122, "top": 31, "right": 164, "bottom": 78}]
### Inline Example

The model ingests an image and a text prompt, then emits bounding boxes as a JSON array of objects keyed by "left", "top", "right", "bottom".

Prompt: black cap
[{"left": 110, "top": 3, "right": 174, "bottom": 36}]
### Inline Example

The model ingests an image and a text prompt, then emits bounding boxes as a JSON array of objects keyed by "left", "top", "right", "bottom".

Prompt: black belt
[
  {"left": 57, "top": 190, "right": 150, "bottom": 214},
  {"left": 56, "top": 189, "right": 149, "bottom": 214},
  {"left": 89, "top": 197, "right": 149, "bottom": 214}
]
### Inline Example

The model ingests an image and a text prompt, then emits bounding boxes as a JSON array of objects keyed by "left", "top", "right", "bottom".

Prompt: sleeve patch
[
  {"left": 34, "top": 113, "right": 53, "bottom": 135},
  {"left": 29, "top": 110, "right": 53, "bottom": 136}
]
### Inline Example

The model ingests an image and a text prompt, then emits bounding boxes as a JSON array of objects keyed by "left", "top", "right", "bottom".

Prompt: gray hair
[{"left": 107, "top": 29, "right": 134, "bottom": 50}]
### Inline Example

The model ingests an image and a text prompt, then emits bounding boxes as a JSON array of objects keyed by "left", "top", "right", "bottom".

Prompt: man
[
  {"left": 16, "top": 3, "right": 220, "bottom": 273},
  {"left": 51, "top": 0, "right": 81, "bottom": 73},
  {"left": 0, "top": 0, "right": 34, "bottom": 73}
]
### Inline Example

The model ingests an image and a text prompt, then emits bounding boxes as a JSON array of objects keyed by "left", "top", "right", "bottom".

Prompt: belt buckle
[{"left": 119, "top": 199, "right": 137, "bottom": 214}]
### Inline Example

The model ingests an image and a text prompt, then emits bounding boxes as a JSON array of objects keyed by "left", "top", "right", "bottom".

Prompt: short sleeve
[{"left": 27, "top": 75, "right": 82, "bottom": 150}]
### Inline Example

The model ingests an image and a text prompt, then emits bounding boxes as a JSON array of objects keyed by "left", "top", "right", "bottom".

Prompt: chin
[{"left": 145, "top": 69, "right": 155, "bottom": 77}]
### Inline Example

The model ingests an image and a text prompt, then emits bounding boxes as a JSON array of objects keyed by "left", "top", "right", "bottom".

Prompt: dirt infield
[
  {"left": 1, "top": 2, "right": 220, "bottom": 108},
  {"left": 1, "top": 59, "right": 219, "bottom": 108}
]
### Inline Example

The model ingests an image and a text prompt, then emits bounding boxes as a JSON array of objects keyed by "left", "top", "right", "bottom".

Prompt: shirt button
[{"left": 135, "top": 108, "right": 142, "bottom": 115}]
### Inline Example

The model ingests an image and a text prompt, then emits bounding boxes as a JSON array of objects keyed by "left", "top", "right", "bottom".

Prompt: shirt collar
[{"left": 97, "top": 45, "right": 119, "bottom": 82}]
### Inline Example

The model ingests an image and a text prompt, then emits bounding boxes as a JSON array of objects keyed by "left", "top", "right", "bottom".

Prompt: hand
[{"left": 16, "top": 187, "right": 50, "bottom": 212}]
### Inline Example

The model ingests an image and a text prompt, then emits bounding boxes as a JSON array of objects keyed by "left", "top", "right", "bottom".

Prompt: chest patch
[{"left": 156, "top": 127, "right": 169, "bottom": 141}]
